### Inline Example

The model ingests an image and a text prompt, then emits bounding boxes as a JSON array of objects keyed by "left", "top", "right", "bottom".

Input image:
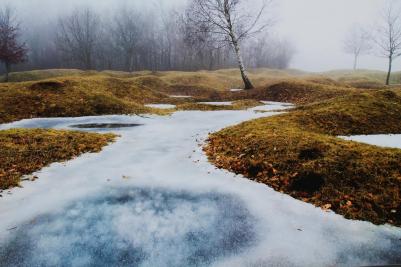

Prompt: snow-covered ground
[
  {"left": 340, "top": 134, "right": 401, "bottom": 149},
  {"left": 169, "top": 95, "right": 193, "bottom": 98},
  {"left": 0, "top": 103, "right": 400, "bottom": 267},
  {"left": 145, "top": 104, "right": 176, "bottom": 109}
]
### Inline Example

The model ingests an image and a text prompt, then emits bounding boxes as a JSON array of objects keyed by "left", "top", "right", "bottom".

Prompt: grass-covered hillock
[
  {"left": 0, "top": 76, "right": 170, "bottom": 124},
  {"left": 0, "top": 129, "right": 116, "bottom": 190},
  {"left": 243, "top": 80, "right": 354, "bottom": 105},
  {"left": 205, "top": 90, "right": 401, "bottom": 227}
]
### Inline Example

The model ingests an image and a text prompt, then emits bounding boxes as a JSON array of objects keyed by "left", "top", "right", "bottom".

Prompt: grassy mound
[
  {"left": 3, "top": 68, "right": 401, "bottom": 125},
  {"left": 205, "top": 90, "right": 401, "bottom": 227},
  {"left": 237, "top": 80, "right": 355, "bottom": 105},
  {"left": 0, "top": 76, "right": 170, "bottom": 124},
  {"left": 293, "top": 90, "right": 401, "bottom": 135},
  {"left": 4, "top": 69, "right": 88, "bottom": 82},
  {"left": 0, "top": 129, "right": 116, "bottom": 190}
]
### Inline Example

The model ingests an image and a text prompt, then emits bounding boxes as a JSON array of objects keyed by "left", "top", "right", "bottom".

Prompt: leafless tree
[
  {"left": 112, "top": 8, "right": 143, "bottom": 72},
  {"left": 186, "top": 0, "right": 272, "bottom": 89},
  {"left": 1, "top": 4, "right": 293, "bottom": 74},
  {"left": 343, "top": 26, "right": 371, "bottom": 70},
  {"left": 56, "top": 8, "right": 101, "bottom": 70},
  {"left": 374, "top": 1, "right": 401, "bottom": 85},
  {"left": 246, "top": 35, "right": 294, "bottom": 69},
  {"left": 0, "top": 6, "right": 27, "bottom": 82}
]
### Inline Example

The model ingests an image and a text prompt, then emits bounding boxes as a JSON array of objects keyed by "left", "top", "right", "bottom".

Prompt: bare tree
[
  {"left": 186, "top": 0, "right": 272, "bottom": 89},
  {"left": 0, "top": 3, "right": 293, "bottom": 74},
  {"left": 374, "top": 1, "right": 401, "bottom": 85},
  {"left": 0, "top": 6, "right": 27, "bottom": 82},
  {"left": 112, "top": 8, "right": 143, "bottom": 72},
  {"left": 343, "top": 26, "right": 371, "bottom": 70},
  {"left": 246, "top": 35, "right": 295, "bottom": 69},
  {"left": 56, "top": 8, "right": 101, "bottom": 70}
]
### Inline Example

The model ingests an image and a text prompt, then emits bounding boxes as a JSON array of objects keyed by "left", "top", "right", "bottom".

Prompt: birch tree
[{"left": 186, "top": 0, "right": 272, "bottom": 89}]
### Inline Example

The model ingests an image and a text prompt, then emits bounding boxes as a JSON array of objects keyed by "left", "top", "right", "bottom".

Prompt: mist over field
[{"left": 0, "top": 0, "right": 398, "bottom": 72}]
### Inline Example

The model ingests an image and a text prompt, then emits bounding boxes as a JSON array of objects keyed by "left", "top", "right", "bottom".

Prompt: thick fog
[
  {"left": 0, "top": 0, "right": 399, "bottom": 72},
  {"left": 278, "top": 0, "right": 390, "bottom": 71}
]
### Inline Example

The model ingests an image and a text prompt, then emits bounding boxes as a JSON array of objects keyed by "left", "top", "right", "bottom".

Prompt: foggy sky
[{"left": 0, "top": 0, "right": 397, "bottom": 72}]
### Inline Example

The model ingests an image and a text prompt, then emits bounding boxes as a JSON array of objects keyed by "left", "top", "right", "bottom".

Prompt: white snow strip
[
  {"left": 340, "top": 134, "right": 401, "bottom": 149},
  {"left": 198, "top": 101, "right": 233, "bottom": 106},
  {"left": 250, "top": 101, "right": 294, "bottom": 111},
  {"left": 0, "top": 102, "right": 400, "bottom": 266},
  {"left": 230, "top": 89, "right": 244, "bottom": 92},
  {"left": 145, "top": 104, "right": 176, "bottom": 109},
  {"left": 169, "top": 95, "right": 193, "bottom": 98}
]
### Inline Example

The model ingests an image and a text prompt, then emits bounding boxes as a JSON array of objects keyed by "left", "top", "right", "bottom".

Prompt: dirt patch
[{"left": 29, "top": 80, "right": 66, "bottom": 91}]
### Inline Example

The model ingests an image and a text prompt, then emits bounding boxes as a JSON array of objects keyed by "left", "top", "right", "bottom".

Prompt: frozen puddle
[
  {"left": 1, "top": 188, "right": 255, "bottom": 266},
  {"left": 145, "top": 104, "right": 176, "bottom": 109},
  {"left": 341, "top": 134, "right": 401, "bottom": 149},
  {"left": 0, "top": 103, "right": 401, "bottom": 267},
  {"left": 70, "top": 123, "right": 142, "bottom": 129}
]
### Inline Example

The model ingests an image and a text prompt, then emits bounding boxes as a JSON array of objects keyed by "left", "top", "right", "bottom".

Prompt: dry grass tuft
[{"left": 0, "top": 129, "right": 116, "bottom": 190}]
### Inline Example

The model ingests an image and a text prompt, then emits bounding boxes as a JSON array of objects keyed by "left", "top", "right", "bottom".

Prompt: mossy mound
[
  {"left": 0, "top": 129, "right": 116, "bottom": 190},
  {"left": 0, "top": 76, "right": 170, "bottom": 124},
  {"left": 205, "top": 90, "right": 401, "bottom": 227}
]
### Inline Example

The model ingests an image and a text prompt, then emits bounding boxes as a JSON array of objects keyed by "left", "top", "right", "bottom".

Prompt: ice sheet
[{"left": 0, "top": 103, "right": 400, "bottom": 267}]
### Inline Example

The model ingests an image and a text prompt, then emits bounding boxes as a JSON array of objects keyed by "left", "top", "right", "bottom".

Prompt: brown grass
[
  {"left": 205, "top": 90, "right": 401, "bottom": 227},
  {"left": 0, "top": 76, "right": 170, "bottom": 124},
  {"left": 0, "top": 129, "right": 116, "bottom": 190}
]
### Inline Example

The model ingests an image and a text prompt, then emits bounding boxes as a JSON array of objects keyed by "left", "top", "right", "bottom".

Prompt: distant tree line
[{"left": 0, "top": 2, "right": 295, "bottom": 79}]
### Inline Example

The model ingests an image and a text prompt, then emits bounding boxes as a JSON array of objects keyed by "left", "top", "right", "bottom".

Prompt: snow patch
[
  {"left": 145, "top": 104, "right": 176, "bottom": 109},
  {"left": 169, "top": 95, "right": 192, "bottom": 98},
  {"left": 340, "top": 134, "right": 401, "bottom": 149}
]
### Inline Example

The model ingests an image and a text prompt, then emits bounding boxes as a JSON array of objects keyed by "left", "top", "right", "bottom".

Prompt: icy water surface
[{"left": 0, "top": 103, "right": 401, "bottom": 267}]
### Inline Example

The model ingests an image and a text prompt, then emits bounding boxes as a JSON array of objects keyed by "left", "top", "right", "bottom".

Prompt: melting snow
[
  {"left": 145, "top": 104, "right": 176, "bottom": 109},
  {"left": 340, "top": 134, "right": 401, "bottom": 149},
  {"left": 169, "top": 95, "right": 193, "bottom": 98},
  {"left": 0, "top": 103, "right": 400, "bottom": 267}
]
